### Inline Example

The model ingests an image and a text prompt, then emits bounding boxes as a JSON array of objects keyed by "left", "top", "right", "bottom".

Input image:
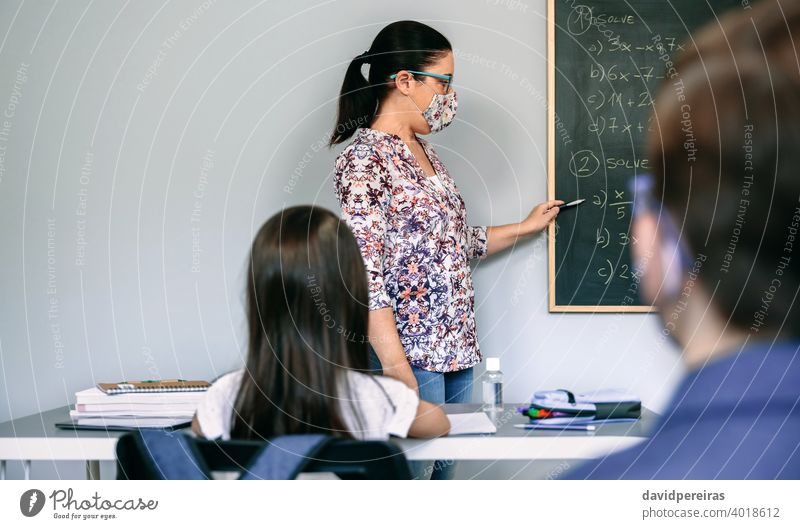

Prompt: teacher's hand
[
  {"left": 484, "top": 199, "right": 565, "bottom": 257},
  {"left": 521, "top": 199, "right": 565, "bottom": 235}
]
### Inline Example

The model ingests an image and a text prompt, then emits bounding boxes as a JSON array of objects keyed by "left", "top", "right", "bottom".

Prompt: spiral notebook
[{"left": 97, "top": 379, "right": 210, "bottom": 395}]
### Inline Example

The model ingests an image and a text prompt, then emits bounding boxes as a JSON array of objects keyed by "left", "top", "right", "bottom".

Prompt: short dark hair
[
  {"left": 649, "top": 0, "right": 800, "bottom": 336},
  {"left": 329, "top": 20, "right": 452, "bottom": 145},
  {"left": 231, "top": 206, "right": 369, "bottom": 439}
]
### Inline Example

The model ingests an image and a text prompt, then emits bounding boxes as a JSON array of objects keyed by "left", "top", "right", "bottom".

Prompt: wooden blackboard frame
[{"left": 546, "top": 0, "right": 656, "bottom": 313}]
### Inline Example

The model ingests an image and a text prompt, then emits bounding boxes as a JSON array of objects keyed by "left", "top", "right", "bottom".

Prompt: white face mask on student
[{"left": 410, "top": 81, "right": 458, "bottom": 134}]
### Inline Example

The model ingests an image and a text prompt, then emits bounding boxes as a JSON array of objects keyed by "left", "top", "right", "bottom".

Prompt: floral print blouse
[{"left": 334, "top": 128, "right": 487, "bottom": 373}]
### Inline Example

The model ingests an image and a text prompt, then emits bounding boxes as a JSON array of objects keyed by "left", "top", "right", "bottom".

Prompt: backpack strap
[
  {"left": 241, "top": 434, "right": 334, "bottom": 480},
  {"left": 135, "top": 430, "right": 210, "bottom": 479}
]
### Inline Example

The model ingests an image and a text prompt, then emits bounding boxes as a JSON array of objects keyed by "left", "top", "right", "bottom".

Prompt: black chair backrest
[
  {"left": 116, "top": 433, "right": 411, "bottom": 480},
  {"left": 197, "top": 438, "right": 412, "bottom": 479}
]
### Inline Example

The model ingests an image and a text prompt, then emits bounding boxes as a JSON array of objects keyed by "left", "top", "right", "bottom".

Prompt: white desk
[{"left": 0, "top": 404, "right": 655, "bottom": 479}]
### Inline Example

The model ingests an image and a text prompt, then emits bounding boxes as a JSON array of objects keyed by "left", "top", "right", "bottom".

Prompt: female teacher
[{"left": 330, "top": 20, "right": 562, "bottom": 475}]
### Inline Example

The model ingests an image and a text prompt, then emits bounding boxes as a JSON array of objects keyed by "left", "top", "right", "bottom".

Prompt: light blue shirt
[{"left": 565, "top": 338, "right": 800, "bottom": 479}]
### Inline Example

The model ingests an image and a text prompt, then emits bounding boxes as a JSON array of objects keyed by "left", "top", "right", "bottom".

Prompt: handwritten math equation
[{"left": 557, "top": 1, "right": 686, "bottom": 288}]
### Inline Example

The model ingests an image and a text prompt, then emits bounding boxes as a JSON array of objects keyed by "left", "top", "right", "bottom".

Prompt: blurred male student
[{"left": 567, "top": 0, "right": 800, "bottom": 479}]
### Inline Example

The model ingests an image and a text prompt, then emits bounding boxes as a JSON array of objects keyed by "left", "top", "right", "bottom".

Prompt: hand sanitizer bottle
[{"left": 482, "top": 357, "right": 503, "bottom": 411}]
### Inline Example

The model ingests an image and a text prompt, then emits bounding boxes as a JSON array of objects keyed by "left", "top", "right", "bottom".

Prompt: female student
[
  {"left": 329, "top": 20, "right": 562, "bottom": 460},
  {"left": 192, "top": 206, "right": 450, "bottom": 441},
  {"left": 567, "top": 0, "right": 800, "bottom": 479}
]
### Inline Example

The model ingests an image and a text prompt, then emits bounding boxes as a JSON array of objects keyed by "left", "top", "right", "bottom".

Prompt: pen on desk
[
  {"left": 514, "top": 423, "right": 596, "bottom": 431},
  {"left": 554, "top": 198, "right": 585, "bottom": 210}
]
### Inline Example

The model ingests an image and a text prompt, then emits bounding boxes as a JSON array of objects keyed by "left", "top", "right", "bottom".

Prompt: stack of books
[{"left": 67, "top": 379, "right": 210, "bottom": 430}]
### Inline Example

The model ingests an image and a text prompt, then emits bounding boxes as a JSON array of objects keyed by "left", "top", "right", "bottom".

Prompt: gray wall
[{"left": 0, "top": 0, "right": 684, "bottom": 478}]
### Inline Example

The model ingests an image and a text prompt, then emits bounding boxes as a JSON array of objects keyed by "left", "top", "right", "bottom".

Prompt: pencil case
[{"left": 521, "top": 389, "right": 641, "bottom": 420}]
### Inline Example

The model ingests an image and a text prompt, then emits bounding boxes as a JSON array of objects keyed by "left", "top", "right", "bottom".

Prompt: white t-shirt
[
  {"left": 428, "top": 173, "right": 447, "bottom": 194},
  {"left": 194, "top": 368, "right": 419, "bottom": 441}
]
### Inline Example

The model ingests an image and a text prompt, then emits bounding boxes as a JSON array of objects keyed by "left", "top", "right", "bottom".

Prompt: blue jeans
[
  {"left": 412, "top": 365, "right": 474, "bottom": 405},
  {"left": 367, "top": 345, "right": 384, "bottom": 374},
  {"left": 366, "top": 346, "right": 474, "bottom": 403},
  {"left": 367, "top": 343, "right": 474, "bottom": 479},
  {"left": 411, "top": 365, "right": 473, "bottom": 480}
]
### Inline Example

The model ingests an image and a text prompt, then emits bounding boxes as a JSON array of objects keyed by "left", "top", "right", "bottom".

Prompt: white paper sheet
[{"left": 446, "top": 412, "right": 498, "bottom": 435}]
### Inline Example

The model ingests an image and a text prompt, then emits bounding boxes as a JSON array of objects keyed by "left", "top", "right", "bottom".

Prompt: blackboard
[{"left": 547, "top": 0, "right": 743, "bottom": 312}]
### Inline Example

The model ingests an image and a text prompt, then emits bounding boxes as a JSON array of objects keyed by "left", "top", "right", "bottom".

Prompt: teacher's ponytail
[
  {"left": 329, "top": 20, "right": 452, "bottom": 146},
  {"left": 329, "top": 52, "right": 376, "bottom": 146}
]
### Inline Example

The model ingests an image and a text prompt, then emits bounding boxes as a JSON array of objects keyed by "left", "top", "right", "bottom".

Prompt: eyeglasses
[
  {"left": 629, "top": 173, "right": 693, "bottom": 271},
  {"left": 388, "top": 70, "right": 453, "bottom": 93}
]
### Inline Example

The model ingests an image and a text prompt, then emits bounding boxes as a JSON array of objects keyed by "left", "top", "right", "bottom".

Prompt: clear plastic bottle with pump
[{"left": 482, "top": 357, "right": 503, "bottom": 411}]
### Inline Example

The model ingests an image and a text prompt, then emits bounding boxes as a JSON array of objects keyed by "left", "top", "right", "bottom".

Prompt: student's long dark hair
[
  {"left": 329, "top": 20, "right": 452, "bottom": 145},
  {"left": 231, "top": 206, "right": 370, "bottom": 440}
]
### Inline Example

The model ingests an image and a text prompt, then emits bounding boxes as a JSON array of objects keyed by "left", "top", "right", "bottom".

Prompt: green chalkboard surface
[{"left": 547, "top": 0, "right": 743, "bottom": 311}]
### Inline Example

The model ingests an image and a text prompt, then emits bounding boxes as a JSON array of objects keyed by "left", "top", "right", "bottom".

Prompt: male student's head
[{"left": 632, "top": 0, "right": 800, "bottom": 367}]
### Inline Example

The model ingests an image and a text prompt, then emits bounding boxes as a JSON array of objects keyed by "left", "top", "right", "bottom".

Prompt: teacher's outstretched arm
[
  {"left": 485, "top": 199, "right": 564, "bottom": 256},
  {"left": 368, "top": 307, "right": 420, "bottom": 393}
]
